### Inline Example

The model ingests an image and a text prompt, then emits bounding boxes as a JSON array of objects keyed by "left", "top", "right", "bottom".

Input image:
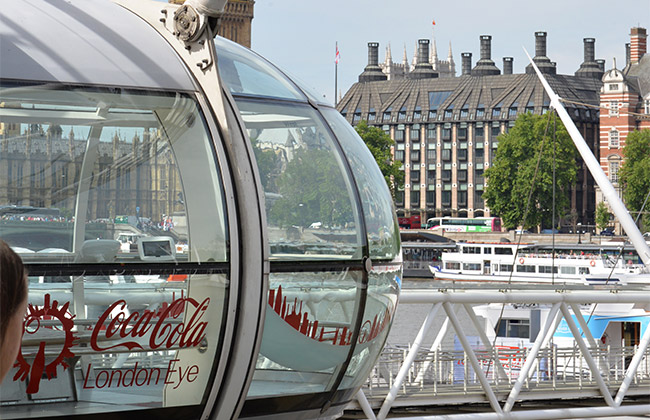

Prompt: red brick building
[{"left": 598, "top": 27, "right": 650, "bottom": 232}]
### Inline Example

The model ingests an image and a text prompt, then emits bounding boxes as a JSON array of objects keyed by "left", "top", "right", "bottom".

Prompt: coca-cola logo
[
  {"left": 90, "top": 296, "right": 210, "bottom": 352},
  {"left": 14, "top": 293, "right": 209, "bottom": 393},
  {"left": 14, "top": 295, "right": 78, "bottom": 394}
]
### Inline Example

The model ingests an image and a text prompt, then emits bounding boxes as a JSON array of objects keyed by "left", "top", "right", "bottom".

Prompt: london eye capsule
[{"left": 0, "top": 1, "right": 401, "bottom": 419}]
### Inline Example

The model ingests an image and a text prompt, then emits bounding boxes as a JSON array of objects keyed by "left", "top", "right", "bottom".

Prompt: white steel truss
[{"left": 354, "top": 288, "right": 650, "bottom": 420}]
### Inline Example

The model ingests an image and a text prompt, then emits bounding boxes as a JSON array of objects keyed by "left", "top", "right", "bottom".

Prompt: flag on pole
[
  {"left": 432, "top": 19, "right": 436, "bottom": 26},
  {"left": 335, "top": 44, "right": 340, "bottom": 64}
]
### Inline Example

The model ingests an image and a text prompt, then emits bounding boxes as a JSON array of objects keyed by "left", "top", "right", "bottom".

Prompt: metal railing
[{"left": 350, "top": 288, "right": 650, "bottom": 420}]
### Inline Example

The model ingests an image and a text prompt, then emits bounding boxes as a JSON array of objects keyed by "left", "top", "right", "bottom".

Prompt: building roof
[
  {"left": 624, "top": 54, "right": 650, "bottom": 98},
  {"left": 0, "top": 0, "right": 195, "bottom": 91},
  {"left": 338, "top": 72, "right": 601, "bottom": 123}
]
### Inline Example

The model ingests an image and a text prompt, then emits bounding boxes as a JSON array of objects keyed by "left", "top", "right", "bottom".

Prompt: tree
[
  {"left": 619, "top": 129, "right": 650, "bottom": 231},
  {"left": 595, "top": 201, "right": 610, "bottom": 232},
  {"left": 483, "top": 113, "right": 578, "bottom": 230},
  {"left": 354, "top": 120, "right": 404, "bottom": 196}
]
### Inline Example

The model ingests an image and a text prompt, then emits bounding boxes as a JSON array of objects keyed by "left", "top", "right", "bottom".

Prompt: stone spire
[
  {"left": 412, "top": 41, "right": 418, "bottom": 69},
  {"left": 448, "top": 41, "right": 455, "bottom": 75},
  {"left": 385, "top": 43, "right": 393, "bottom": 66},
  {"left": 431, "top": 34, "right": 439, "bottom": 70},
  {"left": 403, "top": 44, "right": 409, "bottom": 66}
]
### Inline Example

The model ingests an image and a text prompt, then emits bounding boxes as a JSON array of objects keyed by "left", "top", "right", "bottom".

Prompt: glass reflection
[
  {"left": 234, "top": 99, "right": 362, "bottom": 260},
  {"left": 320, "top": 108, "right": 401, "bottom": 260},
  {"left": 0, "top": 83, "right": 230, "bottom": 416}
]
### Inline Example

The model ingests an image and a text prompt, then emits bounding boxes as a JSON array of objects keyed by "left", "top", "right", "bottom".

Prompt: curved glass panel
[
  {"left": 320, "top": 107, "right": 401, "bottom": 260},
  {"left": 0, "top": 83, "right": 229, "bottom": 417},
  {"left": 339, "top": 265, "right": 400, "bottom": 394},
  {"left": 215, "top": 37, "right": 306, "bottom": 101},
  {"left": 247, "top": 270, "right": 361, "bottom": 398},
  {"left": 234, "top": 99, "right": 362, "bottom": 260}
]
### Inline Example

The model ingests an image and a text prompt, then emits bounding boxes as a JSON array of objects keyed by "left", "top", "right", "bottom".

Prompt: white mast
[{"left": 524, "top": 48, "right": 650, "bottom": 266}]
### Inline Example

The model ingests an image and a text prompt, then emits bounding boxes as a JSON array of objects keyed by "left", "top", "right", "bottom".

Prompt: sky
[{"left": 250, "top": 0, "right": 650, "bottom": 106}]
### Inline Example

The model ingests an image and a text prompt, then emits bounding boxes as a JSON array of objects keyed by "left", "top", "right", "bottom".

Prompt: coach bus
[{"left": 426, "top": 216, "right": 501, "bottom": 233}]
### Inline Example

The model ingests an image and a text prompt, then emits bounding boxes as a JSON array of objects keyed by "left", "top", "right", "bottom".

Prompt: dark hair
[{"left": 0, "top": 240, "right": 28, "bottom": 341}]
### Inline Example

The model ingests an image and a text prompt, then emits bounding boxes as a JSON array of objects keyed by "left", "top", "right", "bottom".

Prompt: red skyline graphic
[{"left": 268, "top": 286, "right": 394, "bottom": 346}]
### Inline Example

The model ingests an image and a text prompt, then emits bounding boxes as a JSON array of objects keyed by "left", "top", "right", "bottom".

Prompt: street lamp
[{"left": 577, "top": 222, "right": 582, "bottom": 244}]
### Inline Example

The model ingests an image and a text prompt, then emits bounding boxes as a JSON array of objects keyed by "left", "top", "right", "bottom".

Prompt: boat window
[
  {"left": 579, "top": 267, "right": 591, "bottom": 274},
  {"left": 494, "top": 247, "right": 513, "bottom": 255},
  {"left": 539, "top": 265, "right": 558, "bottom": 273},
  {"left": 497, "top": 319, "right": 530, "bottom": 338},
  {"left": 463, "top": 263, "right": 481, "bottom": 271},
  {"left": 516, "top": 265, "right": 536, "bottom": 273},
  {"left": 0, "top": 83, "right": 230, "bottom": 414},
  {"left": 462, "top": 246, "right": 481, "bottom": 254},
  {"left": 233, "top": 99, "right": 362, "bottom": 260},
  {"left": 446, "top": 262, "right": 461, "bottom": 270},
  {"left": 484, "top": 247, "right": 492, "bottom": 254},
  {"left": 561, "top": 266, "right": 576, "bottom": 275},
  {"left": 499, "top": 264, "right": 513, "bottom": 272}
]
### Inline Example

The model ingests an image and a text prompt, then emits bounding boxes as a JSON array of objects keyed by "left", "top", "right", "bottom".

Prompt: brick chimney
[
  {"left": 358, "top": 42, "right": 388, "bottom": 82},
  {"left": 630, "top": 27, "right": 647, "bottom": 65},
  {"left": 461, "top": 52, "right": 472, "bottom": 76},
  {"left": 503, "top": 57, "right": 513, "bottom": 74}
]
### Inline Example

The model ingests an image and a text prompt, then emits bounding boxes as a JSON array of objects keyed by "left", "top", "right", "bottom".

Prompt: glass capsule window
[
  {"left": 0, "top": 82, "right": 230, "bottom": 417},
  {"left": 216, "top": 36, "right": 401, "bottom": 414}
]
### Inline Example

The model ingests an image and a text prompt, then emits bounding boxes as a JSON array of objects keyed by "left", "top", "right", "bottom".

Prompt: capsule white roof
[{"left": 0, "top": 0, "right": 195, "bottom": 91}]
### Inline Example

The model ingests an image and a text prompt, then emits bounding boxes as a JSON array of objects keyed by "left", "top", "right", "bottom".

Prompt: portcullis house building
[{"left": 337, "top": 32, "right": 604, "bottom": 226}]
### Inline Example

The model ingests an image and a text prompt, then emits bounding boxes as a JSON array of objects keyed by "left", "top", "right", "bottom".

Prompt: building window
[
  {"left": 508, "top": 107, "right": 518, "bottom": 118},
  {"left": 368, "top": 108, "right": 376, "bottom": 122},
  {"left": 426, "top": 190, "right": 435, "bottom": 205},
  {"left": 609, "top": 100, "right": 619, "bottom": 117},
  {"left": 444, "top": 109, "right": 453, "bottom": 119},
  {"left": 395, "top": 190, "right": 404, "bottom": 206},
  {"left": 441, "top": 191, "right": 451, "bottom": 207},
  {"left": 411, "top": 190, "right": 420, "bottom": 207},
  {"left": 476, "top": 108, "right": 485, "bottom": 118},
  {"left": 491, "top": 123, "right": 500, "bottom": 137},
  {"left": 492, "top": 108, "right": 501, "bottom": 118},
  {"left": 457, "top": 191, "right": 467, "bottom": 207},
  {"left": 427, "top": 170, "right": 436, "bottom": 182},
  {"left": 458, "top": 170, "right": 467, "bottom": 182},
  {"left": 458, "top": 127, "right": 467, "bottom": 139},
  {"left": 427, "top": 124, "right": 436, "bottom": 139},
  {"left": 413, "top": 107, "right": 422, "bottom": 120},
  {"left": 609, "top": 129, "right": 619, "bottom": 148},
  {"left": 645, "top": 99, "right": 650, "bottom": 114},
  {"left": 427, "top": 149, "right": 436, "bottom": 161},
  {"left": 410, "top": 150, "right": 420, "bottom": 162},
  {"left": 442, "top": 128, "right": 451, "bottom": 140},
  {"left": 457, "top": 149, "right": 467, "bottom": 161},
  {"left": 383, "top": 110, "right": 392, "bottom": 121},
  {"left": 428, "top": 110, "right": 437, "bottom": 120},
  {"left": 610, "top": 161, "right": 620, "bottom": 183},
  {"left": 475, "top": 124, "right": 484, "bottom": 138},
  {"left": 410, "top": 125, "right": 421, "bottom": 141},
  {"left": 460, "top": 106, "right": 469, "bottom": 118},
  {"left": 442, "top": 169, "right": 451, "bottom": 181},
  {"left": 441, "top": 149, "right": 451, "bottom": 161},
  {"left": 395, "top": 128, "right": 405, "bottom": 141},
  {"left": 398, "top": 107, "right": 407, "bottom": 121},
  {"left": 411, "top": 170, "right": 420, "bottom": 183},
  {"left": 608, "top": 83, "right": 619, "bottom": 91}
]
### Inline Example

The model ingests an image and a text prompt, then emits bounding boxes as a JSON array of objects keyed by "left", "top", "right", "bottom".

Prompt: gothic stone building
[{"left": 338, "top": 32, "right": 604, "bottom": 226}]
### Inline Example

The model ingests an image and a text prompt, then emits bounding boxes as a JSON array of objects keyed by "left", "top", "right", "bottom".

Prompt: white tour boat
[{"left": 429, "top": 241, "right": 646, "bottom": 285}]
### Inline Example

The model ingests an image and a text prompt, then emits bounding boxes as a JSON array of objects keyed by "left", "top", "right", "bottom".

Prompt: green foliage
[
  {"left": 483, "top": 113, "right": 578, "bottom": 230},
  {"left": 620, "top": 129, "right": 650, "bottom": 231},
  {"left": 354, "top": 120, "right": 404, "bottom": 196},
  {"left": 595, "top": 201, "right": 610, "bottom": 231},
  {"left": 269, "top": 147, "right": 353, "bottom": 228}
]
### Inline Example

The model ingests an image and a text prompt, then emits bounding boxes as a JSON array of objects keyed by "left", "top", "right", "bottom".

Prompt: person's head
[{"left": 0, "top": 240, "right": 28, "bottom": 384}]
